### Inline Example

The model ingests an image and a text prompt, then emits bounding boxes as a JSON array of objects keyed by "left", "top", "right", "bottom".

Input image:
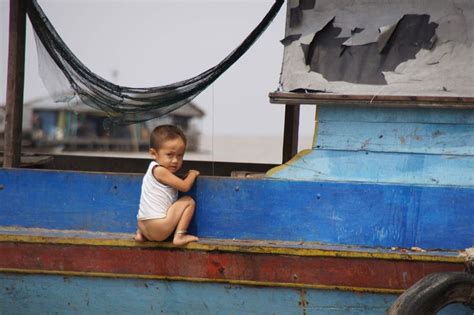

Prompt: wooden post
[
  {"left": 282, "top": 104, "right": 300, "bottom": 163},
  {"left": 3, "top": 0, "right": 28, "bottom": 168}
]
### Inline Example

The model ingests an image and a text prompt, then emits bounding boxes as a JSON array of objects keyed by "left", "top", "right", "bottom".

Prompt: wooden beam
[
  {"left": 4, "top": 0, "right": 28, "bottom": 168},
  {"left": 269, "top": 92, "right": 474, "bottom": 109},
  {"left": 282, "top": 104, "right": 300, "bottom": 163}
]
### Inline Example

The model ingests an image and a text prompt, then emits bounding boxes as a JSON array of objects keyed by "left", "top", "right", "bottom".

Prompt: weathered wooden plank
[
  {"left": 4, "top": 0, "right": 28, "bottom": 168},
  {"left": 0, "top": 242, "right": 463, "bottom": 291},
  {"left": 3, "top": 274, "right": 471, "bottom": 314},
  {"left": 312, "top": 106, "right": 474, "bottom": 154},
  {"left": 0, "top": 169, "right": 141, "bottom": 233},
  {"left": 0, "top": 155, "right": 53, "bottom": 168},
  {"left": 283, "top": 104, "right": 300, "bottom": 163},
  {"left": 315, "top": 121, "right": 474, "bottom": 155},
  {"left": 317, "top": 106, "right": 474, "bottom": 124},
  {"left": 192, "top": 175, "right": 474, "bottom": 249},
  {"left": 268, "top": 149, "right": 474, "bottom": 187},
  {"left": 1, "top": 169, "right": 473, "bottom": 249},
  {"left": 0, "top": 274, "right": 400, "bottom": 315},
  {"left": 41, "top": 154, "right": 277, "bottom": 176},
  {"left": 269, "top": 92, "right": 474, "bottom": 109},
  {"left": 0, "top": 227, "right": 462, "bottom": 262}
]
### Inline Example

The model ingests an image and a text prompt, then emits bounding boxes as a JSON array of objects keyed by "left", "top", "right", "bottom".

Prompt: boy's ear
[{"left": 149, "top": 148, "right": 158, "bottom": 158}]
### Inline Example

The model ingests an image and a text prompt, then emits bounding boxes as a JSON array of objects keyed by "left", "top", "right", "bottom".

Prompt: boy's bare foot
[
  {"left": 134, "top": 230, "right": 147, "bottom": 242},
  {"left": 173, "top": 233, "right": 199, "bottom": 246}
]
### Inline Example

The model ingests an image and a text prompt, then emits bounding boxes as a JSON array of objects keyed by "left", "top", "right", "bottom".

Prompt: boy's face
[{"left": 150, "top": 137, "right": 186, "bottom": 174}]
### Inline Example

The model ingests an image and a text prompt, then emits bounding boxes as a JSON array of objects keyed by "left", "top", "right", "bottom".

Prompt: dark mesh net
[{"left": 26, "top": 0, "right": 284, "bottom": 124}]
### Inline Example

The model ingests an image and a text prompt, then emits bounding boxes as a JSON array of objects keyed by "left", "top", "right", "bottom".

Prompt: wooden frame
[
  {"left": 270, "top": 91, "right": 474, "bottom": 164},
  {"left": 3, "top": 0, "right": 29, "bottom": 168},
  {"left": 282, "top": 104, "right": 300, "bottom": 163},
  {"left": 270, "top": 92, "right": 474, "bottom": 108}
]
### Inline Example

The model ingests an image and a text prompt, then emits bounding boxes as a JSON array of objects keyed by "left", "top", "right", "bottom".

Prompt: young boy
[{"left": 135, "top": 125, "right": 200, "bottom": 246}]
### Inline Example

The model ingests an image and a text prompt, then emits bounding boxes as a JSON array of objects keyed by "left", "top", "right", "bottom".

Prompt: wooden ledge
[
  {"left": 1, "top": 227, "right": 465, "bottom": 294},
  {"left": 0, "top": 226, "right": 464, "bottom": 263},
  {"left": 0, "top": 154, "right": 53, "bottom": 168},
  {"left": 269, "top": 92, "right": 474, "bottom": 109}
]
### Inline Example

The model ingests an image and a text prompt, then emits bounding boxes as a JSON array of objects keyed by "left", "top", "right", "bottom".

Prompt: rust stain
[
  {"left": 361, "top": 138, "right": 371, "bottom": 150},
  {"left": 399, "top": 136, "right": 406, "bottom": 145},
  {"left": 209, "top": 258, "right": 226, "bottom": 277},
  {"left": 298, "top": 288, "right": 308, "bottom": 315},
  {"left": 412, "top": 128, "right": 423, "bottom": 141}
]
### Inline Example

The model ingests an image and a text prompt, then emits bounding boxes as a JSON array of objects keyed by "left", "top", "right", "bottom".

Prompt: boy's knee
[{"left": 181, "top": 195, "right": 195, "bottom": 207}]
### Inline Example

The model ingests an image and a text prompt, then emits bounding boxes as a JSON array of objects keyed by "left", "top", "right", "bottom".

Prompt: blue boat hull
[
  {"left": 1, "top": 169, "right": 473, "bottom": 250},
  {"left": 2, "top": 273, "right": 472, "bottom": 314},
  {"left": 1, "top": 168, "right": 472, "bottom": 313}
]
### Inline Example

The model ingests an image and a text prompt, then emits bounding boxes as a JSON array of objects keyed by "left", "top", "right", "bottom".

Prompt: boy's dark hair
[{"left": 150, "top": 125, "right": 187, "bottom": 150}]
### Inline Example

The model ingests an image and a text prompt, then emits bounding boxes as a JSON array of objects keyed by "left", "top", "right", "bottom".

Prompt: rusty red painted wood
[{"left": 0, "top": 242, "right": 463, "bottom": 291}]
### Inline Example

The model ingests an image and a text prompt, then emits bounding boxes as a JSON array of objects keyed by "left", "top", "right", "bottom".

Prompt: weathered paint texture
[
  {"left": 1, "top": 168, "right": 473, "bottom": 249},
  {"left": 281, "top": 0, "right": 474, "bottom": 96},
  {"left": 1, "top": 274, "right": 471, "bottom": 315},
  {"left": 269, "top": 106, "right": 474, "bottom": 186},
  {"left": 0, "top": 273, "right": 397, "bottom": 315},
  {"left": 0, "top": 169, "right": 141, "bottom": 232},
  {"left": 0, "top": 241, "right": 463, "bottom": 291},
  {"left": 303, "top": 15, "right": 438, "bottom": 84},
  {"left": 0, "top": 164, "right": 472, "bottom": 313}
]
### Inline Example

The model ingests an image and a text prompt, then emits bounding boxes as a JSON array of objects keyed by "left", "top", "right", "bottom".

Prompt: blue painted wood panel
[
  {"left": 0, "top": 273, "right": 396, "bottom": 314},
  {"left": 1, "top": 169, "right": 473, "bottom": 249},
  {"left": 190, "top": 176, "right": 474, "bottom": 249},
  {"left": 317, "top": 107, "right": 474, "bottom": 124},
  {"left": 1, "top": 273, "right": 471, "bottom": 314},
  {"left": 272, "top": 106, "right": 474, "bottom": 186},
  {"left": 270, "top": 149, "right": 474, "bottom": 186},
  {"left": 316, "top": 121, "right": 474, "bottom": 155},
  {"left": 316, "top": 107, "right": 474, "bottom": 156},
  {"left": 0, "top": 169, "right": 141, "bottom": 233}
]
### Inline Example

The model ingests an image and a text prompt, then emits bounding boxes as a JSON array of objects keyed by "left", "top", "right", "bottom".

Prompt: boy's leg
[
  {"left": 172, "top": 196, "right": 199, "bottom": 246},
  {"left": 138, "top": 196, "right": 198, "bottom": 244}
]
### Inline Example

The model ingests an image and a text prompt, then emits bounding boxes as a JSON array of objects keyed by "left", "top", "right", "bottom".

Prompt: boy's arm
[{"left": 153, "top": 167, "right": 199, "bottom": 192}]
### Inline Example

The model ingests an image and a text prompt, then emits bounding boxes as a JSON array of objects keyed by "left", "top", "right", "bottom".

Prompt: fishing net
[{"left": 26, "top": 0, "right": 284, "bottom": 124}]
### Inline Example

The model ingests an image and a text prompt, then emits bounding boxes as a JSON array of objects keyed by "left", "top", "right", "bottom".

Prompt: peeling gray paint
[
  {"left": 280, "top": 0, "right": 474, "bottom": 97},
  {"left": 299, "top": 0, "right": 316, "bottom": 11},
  {"left": 306, "top": 15, "right": 438, "bottom": 84}
]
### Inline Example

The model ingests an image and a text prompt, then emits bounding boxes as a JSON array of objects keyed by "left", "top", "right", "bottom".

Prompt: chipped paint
[
  {"left": 299, "top": 288, "right": 308, "bottom": 314},
  {"left": 280, "top": 0, "right": 474, "bottom": 97}
]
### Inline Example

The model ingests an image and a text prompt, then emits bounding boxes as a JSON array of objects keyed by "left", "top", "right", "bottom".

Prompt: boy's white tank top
[{"left": 137, "top": 161, "right": 178, "bottom": 220}]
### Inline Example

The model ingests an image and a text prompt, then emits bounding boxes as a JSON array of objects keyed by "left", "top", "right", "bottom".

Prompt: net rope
[{"left": 26, "top": 0, "right": 284, "bottom": 124}]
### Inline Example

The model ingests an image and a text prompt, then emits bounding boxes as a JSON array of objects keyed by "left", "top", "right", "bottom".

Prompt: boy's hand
[{"left": 188, "top": 170, "right": 200, "bottom": 177}]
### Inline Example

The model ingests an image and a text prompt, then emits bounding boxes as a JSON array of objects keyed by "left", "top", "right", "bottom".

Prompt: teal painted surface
[
  {"left": 271, "top": 106, "right": 474, "bottom": 186},
  {"left": 1, "top": 168, "right": 473, "bottom": 249},
  {"left": 0, "top": 274, "right": 471, "bottom": 314},
  {"left": 0, "top": 273, "right": 394, "bottom": 314}
]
